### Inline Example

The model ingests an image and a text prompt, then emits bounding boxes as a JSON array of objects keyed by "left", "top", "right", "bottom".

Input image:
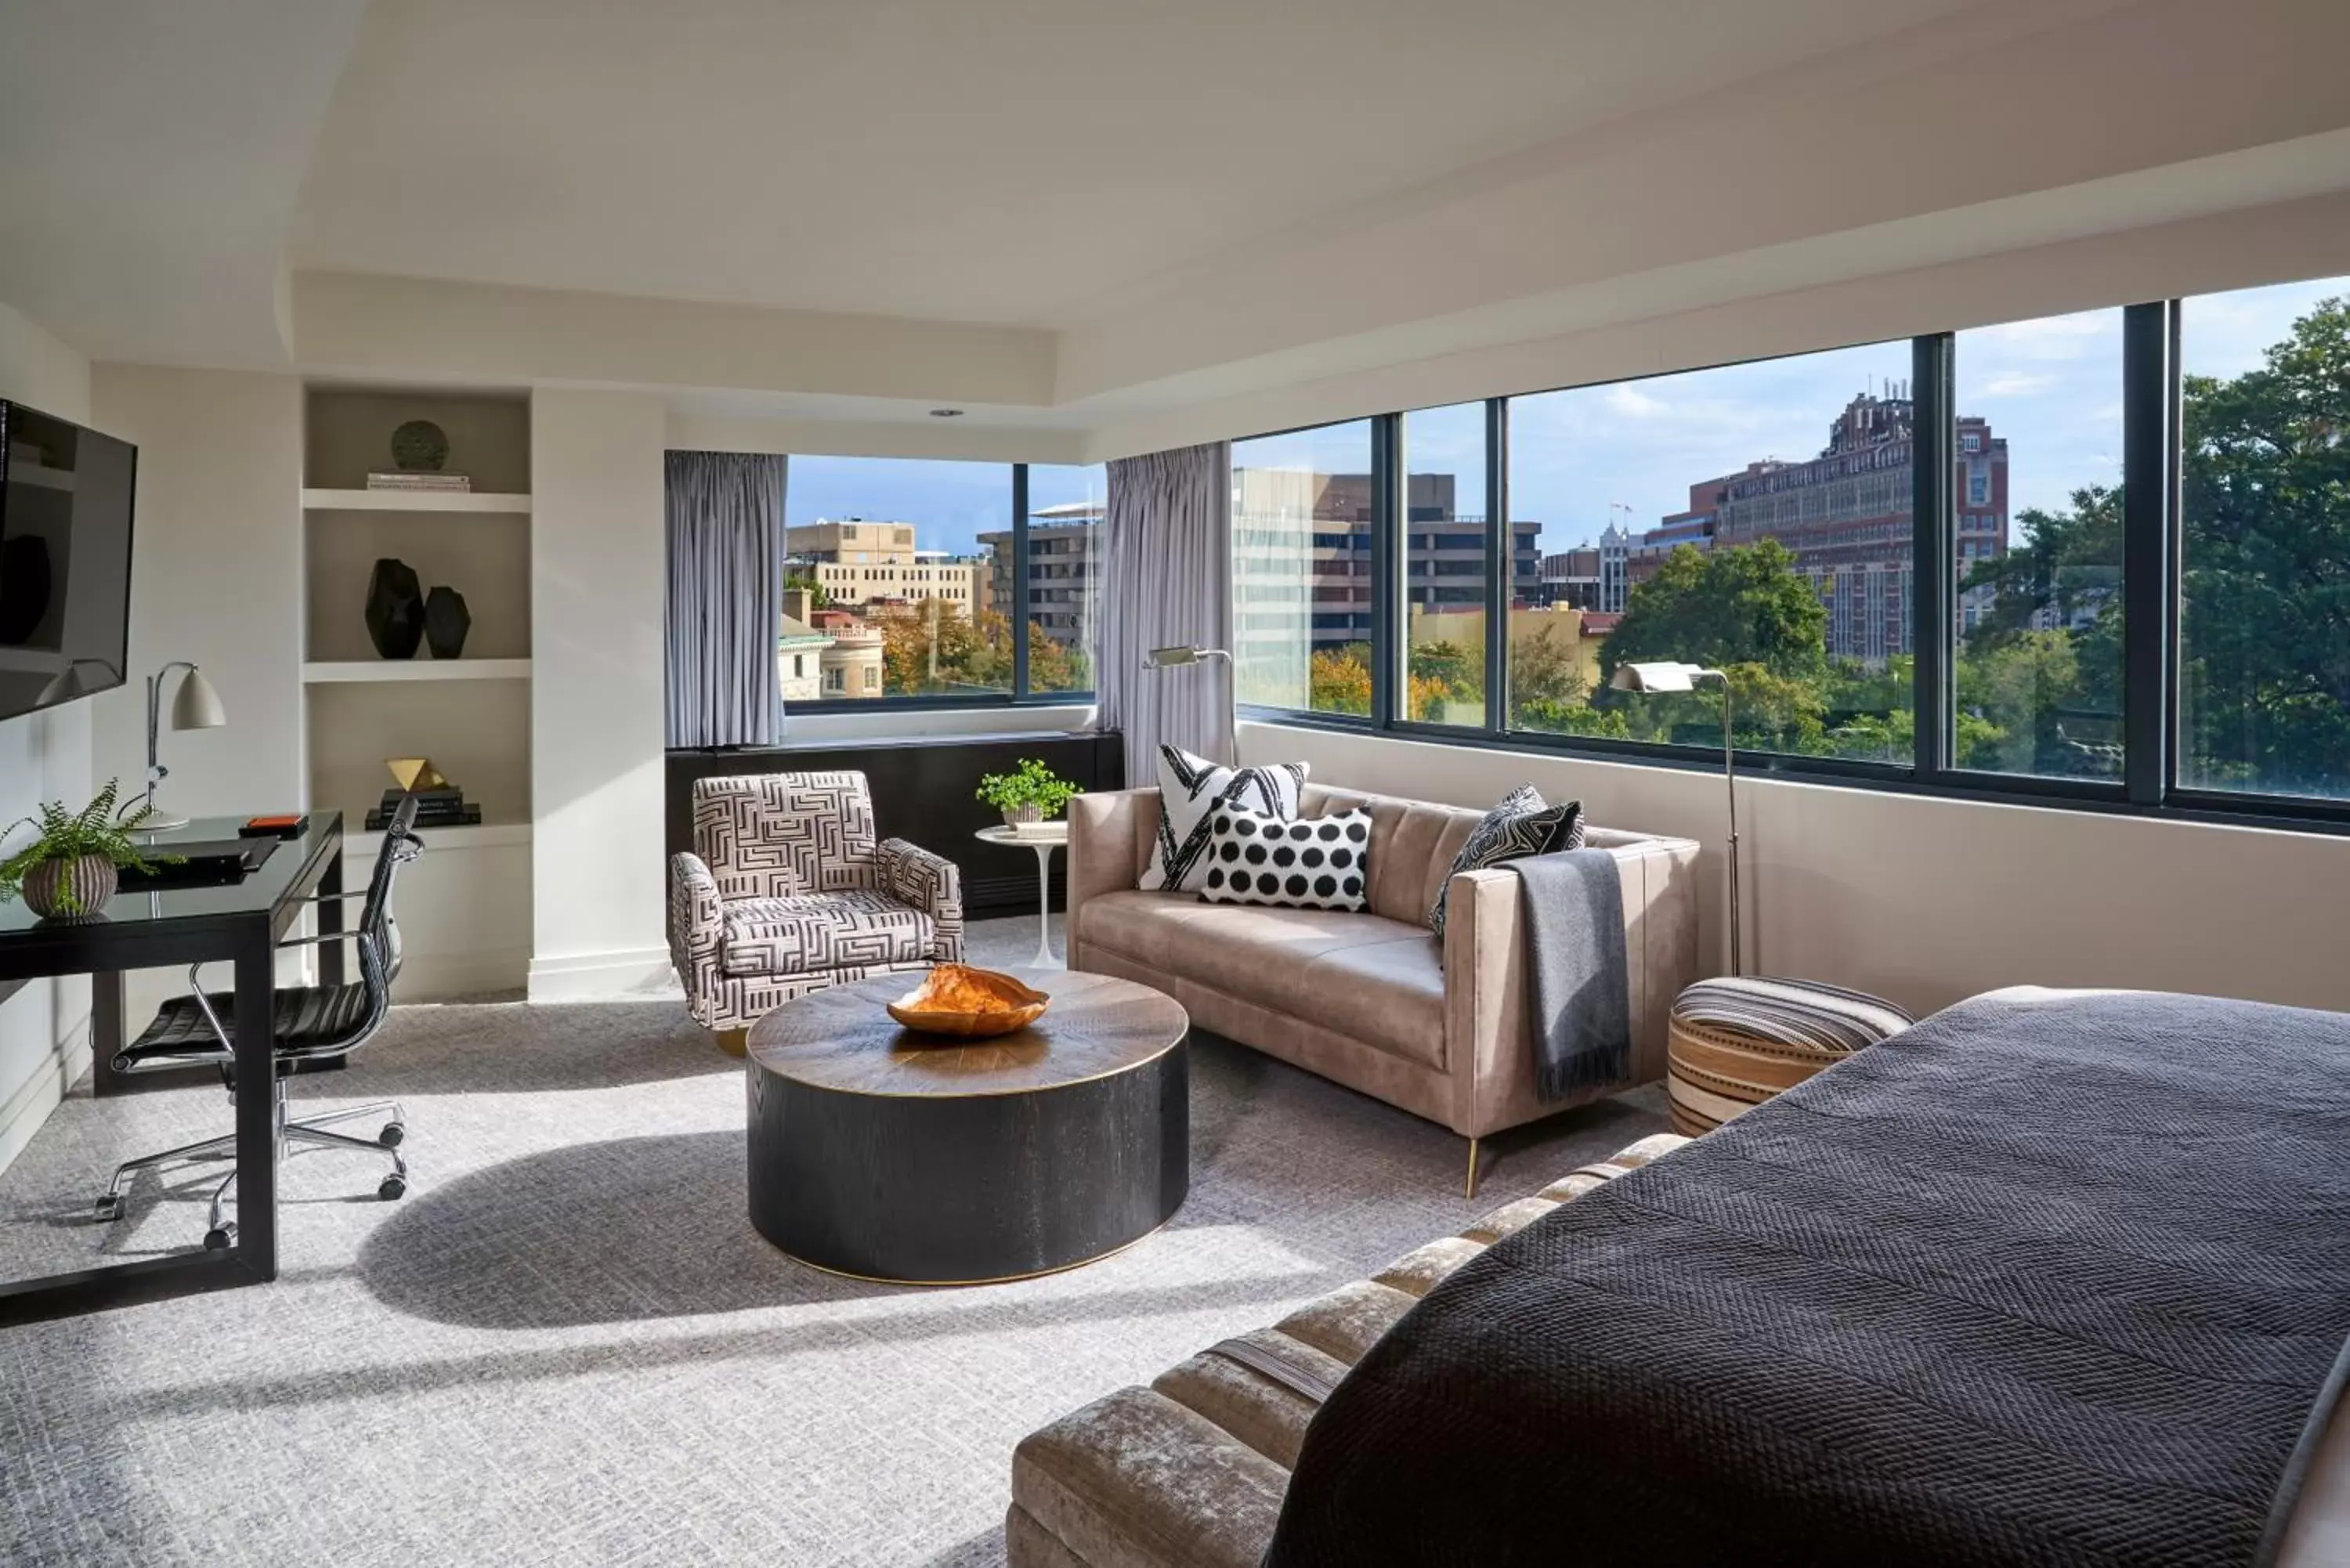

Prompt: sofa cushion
[
  {"left": 1080, "top": 893, "right": 1445, "bottom": 1071},
  {"left": 1141, "top": 746, "right": 1310, "bottom": 894},
  {"left": 1198, "top": 807, "right": 1369, "bottom": 911},
  {"left": 720, "top": 888, "right": 934, "bottom": 977},
  {"left": 1426, "top": 784, "right": 1583, "bottom": 936}
]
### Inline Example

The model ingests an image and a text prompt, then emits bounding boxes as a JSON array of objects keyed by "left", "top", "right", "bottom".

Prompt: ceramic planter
[{"left": 23, "top": 853, "right": 117, "bottom": 919}]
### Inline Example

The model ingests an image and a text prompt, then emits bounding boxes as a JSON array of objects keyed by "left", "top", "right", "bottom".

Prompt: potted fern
[
  {"left": 975, "top": 758, "right": 1080, "bottom": 834},
  {"left": 0, "top": 779, "right": 176, "bottom": 919}
]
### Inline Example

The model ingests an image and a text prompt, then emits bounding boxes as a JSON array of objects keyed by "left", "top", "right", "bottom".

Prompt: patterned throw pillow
[
  {"left": 1199, "top": 806, "right": 1370, "bottom": 911},
  {"left": 1141, "top": 745, "right": 1310, "bottom": 894},
  {"left": 1427, "top": 784, "right": 1585, "bottom": 935}
]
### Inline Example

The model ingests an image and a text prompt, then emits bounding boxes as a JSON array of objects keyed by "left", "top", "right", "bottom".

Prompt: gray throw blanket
[
  {"left": 1509, "top": 848, "right": 1629, "bottom": 1100},
  {"left": 1265, "top": 988, "right": 2350, "bottom": 1568}
]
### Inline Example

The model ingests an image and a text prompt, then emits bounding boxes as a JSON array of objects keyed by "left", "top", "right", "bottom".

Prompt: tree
[
  {"left": 1310, "top": 644, "right": 1372, "bottom": 715},
  {"left": 2178, "top": 294, "right": 2350, "bottom": 794},
  {"left": 877, "top": 600, "right": 1010, "bottom": 694},
  {"left": 1507, "top": 623, "right": 1591, "bottom": 726},
  {"left": 783, "top": 571, "right": 833, "bottom": 610},
  {"left": 1602, "top": 540, "right": 1828, "bottom": 686},
  {"left": 1407, "top": 638, "right": 1480, "bottom": 721}
]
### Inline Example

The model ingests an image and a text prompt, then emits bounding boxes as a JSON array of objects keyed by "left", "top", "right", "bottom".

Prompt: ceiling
[
  {"left": 287, "top": 0, "right": 1972, "bottom": 327},
  {"left": 7, "top": 0, "right": 2350, "bottom": 457}
]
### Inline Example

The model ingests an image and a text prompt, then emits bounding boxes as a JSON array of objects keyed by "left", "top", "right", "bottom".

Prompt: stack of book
[
  {"left": 369, "top": 785, "right": 482, "bottom": 831},
  {"left": 365, "top": 471, "right": 473, "bottom": 493}
]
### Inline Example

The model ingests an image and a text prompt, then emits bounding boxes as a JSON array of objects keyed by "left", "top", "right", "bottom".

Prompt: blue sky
[{"left": 786, "top": 276, "right": 2345, "bottom": 558}]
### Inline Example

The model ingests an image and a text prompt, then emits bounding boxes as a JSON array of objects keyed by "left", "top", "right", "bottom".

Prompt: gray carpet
[{"left": 0, "top": 916, "right": 1667, "bottom": 1566}]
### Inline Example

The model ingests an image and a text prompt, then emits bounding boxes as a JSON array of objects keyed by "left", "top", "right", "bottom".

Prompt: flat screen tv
[{"left": 0, "top": 400, "right": 136, "bottom": 721}]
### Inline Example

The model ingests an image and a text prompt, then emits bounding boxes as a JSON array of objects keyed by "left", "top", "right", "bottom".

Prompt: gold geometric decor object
[{"left": 385, "top": 757, "right": 448, "bottom": 793}]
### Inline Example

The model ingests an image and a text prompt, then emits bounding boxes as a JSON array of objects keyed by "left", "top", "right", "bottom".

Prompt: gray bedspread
[{"left": 1265, "top": 987, "right": 2350, "bottom": 1568}]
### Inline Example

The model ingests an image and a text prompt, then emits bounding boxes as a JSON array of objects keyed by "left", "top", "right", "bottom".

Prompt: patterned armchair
[{"left": 668, "top": 771, "right": 964, "bottom": 1033}]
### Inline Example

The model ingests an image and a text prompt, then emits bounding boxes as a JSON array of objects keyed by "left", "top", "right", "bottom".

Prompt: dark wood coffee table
[{"left": 745, "top": 969, "right": 1190, "bottom": 1284}]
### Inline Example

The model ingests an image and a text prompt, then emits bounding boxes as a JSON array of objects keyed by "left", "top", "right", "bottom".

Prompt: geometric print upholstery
[
  {"left": 721, "top": 890, "right": 935, "bottom": 977},
  {"left": 692, "top": 771, "right": 880, "bottom": 900},
  {"left": 667, "top": 771, "right": 967, "bottom": 1031}
]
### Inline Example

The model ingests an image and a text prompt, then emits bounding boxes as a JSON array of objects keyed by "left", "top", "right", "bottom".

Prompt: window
[
  {"left": 1400, "top": 403, "right": 1488, "bottom": 726},
  {"left": 1024, "top": 464, "right": 1104, "bottom": 695},
  {"left": 769, "top": 456, "right": 1097, "bottom": 707},
  {"left": 1232, "top": 420, "right": 1377, "bottom": 716},
  {"left": 1505, "top": 341, "right": 1915, "bottom": 762},
  {"left": 785, "top": 456, "right": 1012, "bottom": 699},
  {"left": 2177, "top": 275, "right": 2350, "bottom": 801},
  {"left": 1949, "top": 309, "right": 2124, "bottom": 780}
]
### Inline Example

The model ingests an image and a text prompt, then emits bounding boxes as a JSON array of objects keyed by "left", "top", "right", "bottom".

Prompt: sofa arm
[
  {"left": 667, "top": 852, "right": 726, "bottom": 1027},
  {"left": 879, "top": 838, "right": 965, "bottom": 962},
  {"left": 1066, "top": 789, "right": 1159, "bottom": 969},
  {"left": 1441, "top": 837, "right": 1700, "bottom": 1138}
]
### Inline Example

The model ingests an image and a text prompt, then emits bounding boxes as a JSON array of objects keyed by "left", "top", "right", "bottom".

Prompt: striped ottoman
[{"left": 1666, "top": 976, "right": 1913, "bottom": 1136}]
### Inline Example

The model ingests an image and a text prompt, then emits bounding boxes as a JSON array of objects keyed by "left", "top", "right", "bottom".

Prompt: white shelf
[
  {"left": 302, "top": 659, "right": 532, "bottom": 685},
  {"left": 303, "top": 488, "right": 532, "bottom": 515}
]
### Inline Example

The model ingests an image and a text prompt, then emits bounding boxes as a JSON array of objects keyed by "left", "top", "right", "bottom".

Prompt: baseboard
[
  {"left": 526, "top": 945, "right": 679, "bottom": 1003},
  {"left": 391, "top": 948, "right": 533, "bottom": 1002},
  {"left": 0, "top": 1013, "right": 91, "bottom": 1180}
]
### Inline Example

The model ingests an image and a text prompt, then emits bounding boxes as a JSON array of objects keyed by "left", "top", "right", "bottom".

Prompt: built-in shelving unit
[
  {"left": 302, "top": 659, "right": 533, "bottom": 685},
  {"left": 302, "top": 487, "right": 533, "bottom": 515},
  {"left": 302, "top": 386, "right": 535, "bottom": 997}
]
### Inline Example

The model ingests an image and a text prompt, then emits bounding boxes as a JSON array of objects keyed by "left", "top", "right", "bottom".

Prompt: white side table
[{"left": 975, "top": 822, "right": 1070, "bottom": 970}]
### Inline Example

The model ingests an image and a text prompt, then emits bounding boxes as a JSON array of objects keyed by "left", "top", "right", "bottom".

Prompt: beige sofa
[{"left": 1066, "top": 783, "right": 1700, "bottom": 1190}]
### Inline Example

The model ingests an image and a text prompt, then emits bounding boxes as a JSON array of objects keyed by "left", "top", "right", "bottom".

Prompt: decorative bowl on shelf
[{"left": 886, "top": 964, "right": 1050, "bottom": 1039}]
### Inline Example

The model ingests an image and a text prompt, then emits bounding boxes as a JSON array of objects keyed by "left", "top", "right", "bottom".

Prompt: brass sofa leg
[
  {"left": 716, "top": 1028, "right": 748, "bottom": 1058},
  {"left": 1464, "top": 1136, "right": 1480, "bottom": 1201}
]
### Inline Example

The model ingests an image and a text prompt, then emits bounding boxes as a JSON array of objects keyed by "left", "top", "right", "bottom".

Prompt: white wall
[
  {"left": 1242, "top": 722, "right": 2350, "bottom": 1020},
  {"left": 0, "top": 301, "right": 96, "bottom": 1175},
  {"left": 528, "top": 388, "right": 671, "bottom": 999}
]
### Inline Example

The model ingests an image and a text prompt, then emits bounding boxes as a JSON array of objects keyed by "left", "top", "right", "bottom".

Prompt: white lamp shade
[
  {"left": 170, "top": 666, "right": 226, "bottom": 730},
  {"left": 1611, "top": 659, "right": 1703, "bottom": 694}
]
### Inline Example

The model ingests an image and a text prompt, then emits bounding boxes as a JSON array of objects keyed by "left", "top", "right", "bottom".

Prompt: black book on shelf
[
  {"left": 380, "top": 786, "right": 466, "bottom": 805},
  {"left": 369, "top": 804, "right": 482, "bottom": 831}
]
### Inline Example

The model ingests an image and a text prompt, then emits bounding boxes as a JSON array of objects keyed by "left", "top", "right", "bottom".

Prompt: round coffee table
[{"left": 746, "top": 968, "right": 1190, "bottom": 1284}]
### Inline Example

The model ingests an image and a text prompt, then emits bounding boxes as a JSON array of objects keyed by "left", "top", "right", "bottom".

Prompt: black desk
[{"left": 0, "top": 813, "right": 345, "bottom": 1326}]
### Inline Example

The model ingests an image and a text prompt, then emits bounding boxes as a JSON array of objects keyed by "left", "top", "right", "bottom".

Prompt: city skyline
[{"left": 780, "top": 280, "right": 2341, "bottom": 559}]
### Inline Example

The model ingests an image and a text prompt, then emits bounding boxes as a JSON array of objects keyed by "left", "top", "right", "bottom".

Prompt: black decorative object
[
  {"left": 363, "top": 558, "right": 425, "bottom": 659},
  {"left": 389, "top": 419, "right": 450, "bottom": 472},
  {"left": 423, "top": 586, "right": 471, "bottom": 659}
]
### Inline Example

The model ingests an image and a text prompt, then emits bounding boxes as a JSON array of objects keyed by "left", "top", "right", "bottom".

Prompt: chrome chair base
[{"left": 95, "top": 1081, "right": 408, "bottom": 1237}]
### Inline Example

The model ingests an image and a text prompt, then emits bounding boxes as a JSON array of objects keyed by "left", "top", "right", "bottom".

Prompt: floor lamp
[
  {"left": 1141, "top": 646, "right": 1235, "bottom": 764},
  {"left": 1611, "top": 660, "right": 1739, "bottom": 976}
]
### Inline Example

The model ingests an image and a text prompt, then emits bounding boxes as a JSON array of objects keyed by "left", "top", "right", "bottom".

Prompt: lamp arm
[
  {"left": 1712, "top": 672, "right": 1741, "bottom": 977},
  {"left": 145, "top": 661, "right": 199, "bottom": 815}
]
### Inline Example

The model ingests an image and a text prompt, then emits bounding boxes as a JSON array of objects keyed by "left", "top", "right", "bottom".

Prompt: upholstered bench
[
  {"left": 1006, "top": 1132, "right": 1690, "bottom": 1568},
  {"left": 1665, "top": 975, "right": 1913, "bottom": 1136}
]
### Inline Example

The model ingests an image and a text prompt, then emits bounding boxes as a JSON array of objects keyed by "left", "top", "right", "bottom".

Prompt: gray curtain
[
  {"left": 1099, "top": 441, "right": 1235, "bottom": 779},
  {"left": 665, "top": 450, "right": 787, "bottom": 748}
]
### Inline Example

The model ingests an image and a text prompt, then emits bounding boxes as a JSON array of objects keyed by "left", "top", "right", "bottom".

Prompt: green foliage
[
  {"left": 0, "top": 779, "right": 178, "bottom": 913},
  {"left": 2177, "top": 293, "right": 2350, "bottom": 796},
  {"left": 1506, "top": 624, "right": 1590, "bottom": 729},
  {"left": 1513, "top": 699, "right": 1629, "bottom": 739},
  {"left": 1603, "top": 540, "right": 1829, "bottom": 688},
  {"left": 783, "top": 572, "right": 833, "bottom": 610},
  {"left": 974, "top": 758, "right": 1081, "bottom": 816}
]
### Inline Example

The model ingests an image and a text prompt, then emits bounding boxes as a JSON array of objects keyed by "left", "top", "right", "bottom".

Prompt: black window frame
[
  {"left": 1234, "top": 289, "right": 2350, "bottom": 837},
  {"left": 779, "top": 459, "right": 1101, "bottom": 714}
]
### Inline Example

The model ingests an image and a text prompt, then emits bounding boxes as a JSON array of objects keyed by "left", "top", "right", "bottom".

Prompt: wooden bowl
[{"left": 886, "top": 964, "right": 1051, "bottom": 1039}]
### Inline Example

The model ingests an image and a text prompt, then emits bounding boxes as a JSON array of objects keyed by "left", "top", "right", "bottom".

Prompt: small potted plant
[
  {"left": 0, "top": 780, "right": 177, "bottom": 920},
  {"left": 975, "top": 758, "right": 1080, "bottom": 834}
]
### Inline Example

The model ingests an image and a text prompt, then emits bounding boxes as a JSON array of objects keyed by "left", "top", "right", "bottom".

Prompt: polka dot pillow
[{"left": 1198, "top": 806, "right": 1371, "bottom": 911}]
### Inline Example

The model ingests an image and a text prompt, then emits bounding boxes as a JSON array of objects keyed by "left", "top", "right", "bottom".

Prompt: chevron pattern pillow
[
  {"left": 1428, "top": 783, "right": 1584, "bottom": 935},
  {"left": 1141, "top": 745, "right": 1310, "bottom": 894}
]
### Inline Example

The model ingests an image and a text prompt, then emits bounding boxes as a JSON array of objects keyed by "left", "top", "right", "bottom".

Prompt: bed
[{"left": 1264, "top": 987, "right": 2350, "bottom": 1568}]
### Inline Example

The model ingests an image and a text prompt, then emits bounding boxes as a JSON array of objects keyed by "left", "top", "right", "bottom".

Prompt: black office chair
[{"left": 93, "top": 796, "right": 425, "bottom": 1249}]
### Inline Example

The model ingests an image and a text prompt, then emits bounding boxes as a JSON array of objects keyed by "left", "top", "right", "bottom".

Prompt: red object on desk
[{"left": 240, "top": 814, "right": 309, "bottom": 839}]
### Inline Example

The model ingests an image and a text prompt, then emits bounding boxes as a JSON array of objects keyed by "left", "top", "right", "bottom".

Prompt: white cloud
[
  {"left": 1603, "top": 384, "right": 1670, "bottom": 419},
  {"left": 1980, "top": 372, "right": 2055, "bottom": 398}
]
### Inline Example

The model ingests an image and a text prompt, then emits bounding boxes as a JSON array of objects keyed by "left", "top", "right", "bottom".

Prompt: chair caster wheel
[
  {"left": 93, "top": 1194, "right": 122, "bottom": 1223},
  {"left": 378, "top": 1122, "right": 404, "bottom": 1148},
  {"left": 378, "top": 1175, "right": 407, "bottom": 1201},
  {"left": 204, "top": 1224, "right": 236, "bottom": 1251}
]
